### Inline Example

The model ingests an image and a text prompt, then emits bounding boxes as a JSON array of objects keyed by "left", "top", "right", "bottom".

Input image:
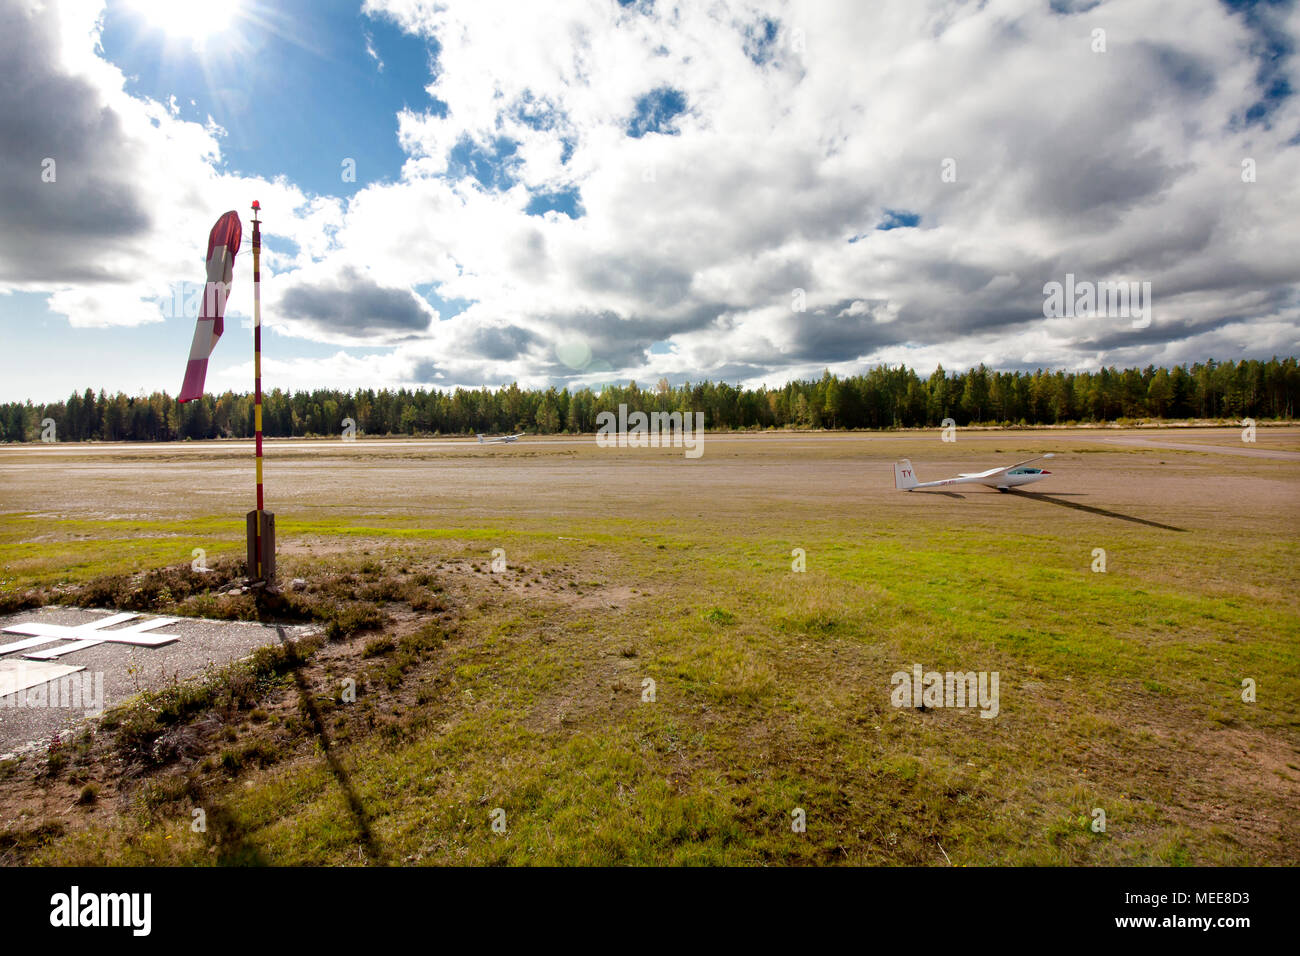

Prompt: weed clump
[
  {"left": 406, "top": 587, "right": 447, "bottom": 613},
  {"left": 102, "top": 634, "right": 322, "bottom": 767},
  {"left": 368, "top": 624, "right": 445, "bottom": 690},
  {"left": 363, "top": 636, "right": 396, "bottom": 657},
  {"left": 324, "top": 603, "right": 386, "bottom": 641},
  {"left": 704, "top": 607, "right": 737, "bottom": 626},
  {"left": 69, "top": 559, "right": 244, "bottom": 611},
  {"left": 0, "top": 589, "right": 45, "bottom": 615},
  {"left": 218, "top": 739, "right": 282, "bottom": 773}
]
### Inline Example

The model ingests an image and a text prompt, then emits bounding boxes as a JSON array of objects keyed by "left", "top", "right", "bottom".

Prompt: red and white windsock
[{"left": 178, "top": 210, "right": 242, "bottom": 403}]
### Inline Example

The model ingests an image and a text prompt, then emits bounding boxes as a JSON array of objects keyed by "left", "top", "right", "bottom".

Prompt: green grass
[{"left": 3, "top": 432, "right": 1297, "bottom": 865}]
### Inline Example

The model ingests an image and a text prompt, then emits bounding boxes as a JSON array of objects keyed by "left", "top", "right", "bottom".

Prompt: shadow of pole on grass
[
  {"left": 275, "top": 625, "right": 388, "bottom": 866},
  {"left": 1005, "top": 490, "right": 1188, "bottom": 532},
  {"left": 205, "top": 803, "right": 270, "bottom": 866}
]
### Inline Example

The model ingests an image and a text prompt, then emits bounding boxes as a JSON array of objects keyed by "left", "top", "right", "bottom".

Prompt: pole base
[{"left": 245, "top": 510, "right": 277, "bottom": 584}]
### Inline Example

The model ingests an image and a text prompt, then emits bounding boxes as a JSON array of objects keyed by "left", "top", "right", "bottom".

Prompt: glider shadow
[{"left": 1006, "top": 490, "right": 1187, "bottom": 532}]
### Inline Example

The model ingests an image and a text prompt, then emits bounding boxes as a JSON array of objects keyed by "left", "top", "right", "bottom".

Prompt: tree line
[{"left": 1, "top": 357, "right": 1295, "bottom": 442}]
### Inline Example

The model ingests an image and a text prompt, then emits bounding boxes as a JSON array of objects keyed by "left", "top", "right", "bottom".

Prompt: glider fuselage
[
  {"left": 914, "top": 467, "right": 1050, "bottom": 490},
  {"left": 894, "top": 456, "right": 1055, "bottom": 492}
]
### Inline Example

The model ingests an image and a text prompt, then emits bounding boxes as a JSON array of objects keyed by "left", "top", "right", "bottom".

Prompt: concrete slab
[
  {"left": 0, "top": 661, "right": 84, "bottom": 699},
  {"left": 0, "top": 606, "right": 319, "bottom": 759}
]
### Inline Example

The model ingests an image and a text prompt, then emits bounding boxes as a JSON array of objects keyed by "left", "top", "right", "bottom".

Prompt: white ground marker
[
  {"left": 0, "top": 660, "right": 86, "bottom": 699},
  {"left": 1, "top": 613, "right": 181, "bottom": 660}
]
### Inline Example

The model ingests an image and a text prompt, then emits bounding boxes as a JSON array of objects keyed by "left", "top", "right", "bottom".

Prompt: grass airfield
[{"left": 0, "top": 427, "right": 1296, "bottom": 865}]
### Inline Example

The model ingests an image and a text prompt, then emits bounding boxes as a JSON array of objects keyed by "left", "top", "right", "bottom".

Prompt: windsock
[{"left": 178, "top": 210, "right": 242, "bottom": 403}]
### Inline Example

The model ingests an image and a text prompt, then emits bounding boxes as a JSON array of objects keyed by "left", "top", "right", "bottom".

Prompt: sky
[{"left": 1, "top": 0, "right": 1298, "bottom": 404}]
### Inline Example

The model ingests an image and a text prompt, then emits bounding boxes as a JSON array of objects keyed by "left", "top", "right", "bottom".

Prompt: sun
[{"left": 129, "top": 0, "right": 243, "bottom": 41}]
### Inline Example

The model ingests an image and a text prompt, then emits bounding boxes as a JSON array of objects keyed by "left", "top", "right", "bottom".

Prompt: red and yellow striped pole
[{"left": 251, "top": 199, "right": 264, "bottom": 578}]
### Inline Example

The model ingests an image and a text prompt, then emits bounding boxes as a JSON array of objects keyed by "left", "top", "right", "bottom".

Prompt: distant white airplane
[
  {"left": 895, "top": 454, "right": 1055, "bottom": 493},
  {"left": 477, "top": 432, "right": 525, "bottom": 444}
]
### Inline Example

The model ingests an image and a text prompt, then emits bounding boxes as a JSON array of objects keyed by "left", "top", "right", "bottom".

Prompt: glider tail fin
[
  {"left": 477, "top": 434, "right": 485, "bottom": 443},
  {"left": 894, "top": 459, "right": 919, "bottom": 490}
]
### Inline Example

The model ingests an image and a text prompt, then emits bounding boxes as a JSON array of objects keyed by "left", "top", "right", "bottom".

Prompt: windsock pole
[
  {"left": 251, "top": 199, "right": 264, "bottom": 579},
  {"left": 244, "top": 199, "right": 275, "bottom": 584}
]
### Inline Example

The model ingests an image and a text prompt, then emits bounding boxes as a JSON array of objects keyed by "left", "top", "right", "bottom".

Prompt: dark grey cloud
[
  {"left": 0, "top": 1, "right": 152, "bottom": 283},
  {"left": 469, "top": 324, "right": 537, "bottom": 360},
  {"left": 408, "top": 359, "right": 443, "bottom": 382},
  {"left": 783, "top": 302, "right": 898, "bottom": 364},
  {"left": 507, "top": 228, "right": 549, "bottom": 281},
  {"left": 1079, "top": 317, "right": 1225, "bottom": 353},
  {"left": 1142, "top": 43, "right": 1217, "bottom": 98},
  {"left": 681, "top": 362, "right": 774, "bottom": 383},
  {"left": 277, "top": 265, "right": 433, "bottom": 338},
  {"left": 576, "top": 255, "right": 694, "bottom": 310},
  {"left": 536, "top": 305, "right": 743, "bottom": 375},
  {"left": 1049, "top": 0, "right": 1102, "bottom": 13},
  {"left": 1014, "top": 143, "right": 1181, "bottom": 223}
]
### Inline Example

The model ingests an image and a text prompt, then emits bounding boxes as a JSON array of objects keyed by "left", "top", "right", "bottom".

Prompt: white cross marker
[{"left": 1, "top": 613, "right": 180, "bottom": 660}]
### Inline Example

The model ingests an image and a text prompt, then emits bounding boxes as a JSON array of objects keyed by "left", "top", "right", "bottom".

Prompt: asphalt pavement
[{"left": 0, "top": 605, "right": 318, "bottom": 758}]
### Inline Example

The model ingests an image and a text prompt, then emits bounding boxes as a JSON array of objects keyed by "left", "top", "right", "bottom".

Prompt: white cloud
[
  {"left": 4, "top": 0, "right": 1298, "bottom": 394},
  {"left": 0, "top": 0, "right": 353, "bottom": 328},
  {"left": 347, "top": 0, "right": 1300, "bottom": 386},
  {"left": 364, "top": 30, "right": 384, "bottom": 72}
]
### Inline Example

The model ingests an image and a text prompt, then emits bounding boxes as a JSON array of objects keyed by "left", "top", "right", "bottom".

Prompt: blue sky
[
  {"left": 101, "top": 0, "right": 434, "bottom": 196},
  {"left": 1, "top": 0, "right": 1297, "bottom": 403}
]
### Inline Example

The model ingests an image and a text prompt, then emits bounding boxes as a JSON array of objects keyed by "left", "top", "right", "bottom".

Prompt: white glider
[
  {"left": 477, "top": 433, "right": 525, "bottom": 444},
  {"left": 894, "top": 454, "right": 1055, "bottom": 492}
]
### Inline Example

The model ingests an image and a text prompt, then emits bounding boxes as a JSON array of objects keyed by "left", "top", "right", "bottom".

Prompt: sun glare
[{"left": 130, "top": 0, "right": 242, "bottom": 41}]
